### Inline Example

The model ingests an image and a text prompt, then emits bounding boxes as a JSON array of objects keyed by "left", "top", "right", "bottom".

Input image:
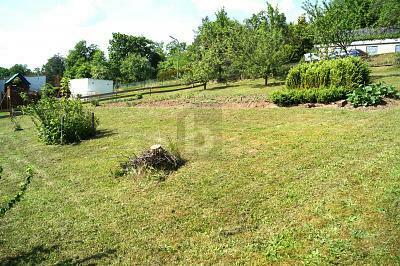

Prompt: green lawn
[
  {"left": 0, "top": 68, "right": 400, "bottom": 264},
  {"left": 367, "top": 53, "right": 398, "bottom": 67}
]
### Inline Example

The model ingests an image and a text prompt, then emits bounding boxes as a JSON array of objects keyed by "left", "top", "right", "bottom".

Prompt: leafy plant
[
  {"left": 90, "top": 98, "right": 100, "bottom": 107},
  {"left": 271, "top": 86, "right": 351, "bottom": 106},
  {"left": 347, "top": 83, "right": 400, "bottom": 107},
  {"left": 25, "top": 96, "right": 98, "bottom": 144},
  {"left": 60, "top": 76, "right": 71, "bottom": 97},
  {"left": 40, "top": 83, "right": 58, "bottom": 98}
]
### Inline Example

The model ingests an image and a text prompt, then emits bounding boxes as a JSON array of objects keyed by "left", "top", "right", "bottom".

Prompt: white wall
[
  {"left": 70, "top": 78, "right": 113, "bottom": 97},
  {"left": 26, "top": 76, "right": 46, "bottom": 91},
  {"left": 87, "top": 79, "right": 113, "bottom": 95},
  {"left": 318, "top": 38, "right": 400, "bottom": 56}
]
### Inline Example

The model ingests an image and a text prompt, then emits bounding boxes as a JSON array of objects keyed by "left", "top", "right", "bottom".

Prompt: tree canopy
[{"left": 42, "top": 54, "right": 65, "bottom": 87}]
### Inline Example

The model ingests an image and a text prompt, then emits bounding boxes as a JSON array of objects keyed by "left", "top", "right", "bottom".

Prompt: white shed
[{"left": 70, "top": 78, "right": 113, "bottom": 97}]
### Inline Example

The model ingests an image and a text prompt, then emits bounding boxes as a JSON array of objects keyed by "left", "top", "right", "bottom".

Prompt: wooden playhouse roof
[{"left": 5, "top": 73, "right": 31, "bottom": 86}]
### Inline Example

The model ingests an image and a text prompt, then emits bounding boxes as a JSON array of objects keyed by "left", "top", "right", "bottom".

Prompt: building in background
[
  {"left": 25, "top": 76, "right": 46, "bottom": 91},
  {"left": 70, "top": 78, "right": 113, "bottom": 97}
]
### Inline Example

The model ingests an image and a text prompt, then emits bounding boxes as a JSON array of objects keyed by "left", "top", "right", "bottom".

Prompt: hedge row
[
  {"left": 286, "top": 57, "right": 370, "bottom": 90},
  {"left": 270, "top": 86, "right": 351, "bottom": 106}
]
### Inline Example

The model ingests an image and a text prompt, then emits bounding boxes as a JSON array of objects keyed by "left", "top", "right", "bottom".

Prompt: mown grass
[
  {"left": 0, "top": 68, "right": 399, "bottom": 264},
  {"left": 105, "top": 78, "right": 284, "bottom": 106},
  {"left": 367, "top": 53, "right": 398, "bottom": 67}
]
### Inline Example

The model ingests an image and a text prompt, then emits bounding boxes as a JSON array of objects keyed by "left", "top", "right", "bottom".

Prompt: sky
[{"left": 0, "top": 0, "right": 305, "bottom": 69}]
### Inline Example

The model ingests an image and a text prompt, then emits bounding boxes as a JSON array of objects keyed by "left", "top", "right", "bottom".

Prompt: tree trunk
[{"left": 264, "top": 75, "right": 268, "bottom": 86}]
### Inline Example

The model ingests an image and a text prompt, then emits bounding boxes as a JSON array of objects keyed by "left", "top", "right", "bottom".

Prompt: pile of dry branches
[{"left": 121, "top": 145, "right": 185, "bottom": 176}]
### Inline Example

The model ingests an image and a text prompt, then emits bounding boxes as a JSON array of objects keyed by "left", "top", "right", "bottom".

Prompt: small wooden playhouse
[{"left": 0, "top": 73, "right": 31, "bottom": 110}]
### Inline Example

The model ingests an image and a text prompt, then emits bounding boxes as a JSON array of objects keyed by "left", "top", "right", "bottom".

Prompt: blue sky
[{"left": 0, "top": 0, "right": 305, "bottom": 69}]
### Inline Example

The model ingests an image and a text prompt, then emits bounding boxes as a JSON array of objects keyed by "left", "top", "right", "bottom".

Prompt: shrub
[
  {"left": 90, "top": 98, "right": 100, "bottom": 107},
  {"left": 40, "top": 83, "right": 58, "bottom": 98},
  {"left": 25, "top": 97, "right": 98, "bottom": 144},
  {"left": 286, "top": 58, "right": 370, "bottom": 90},
  {"left": 347, "top": 83, "right": 400, "bottom": 107},
  {"left": 270, "top": 87, "right": 351, "bottom": 106}
]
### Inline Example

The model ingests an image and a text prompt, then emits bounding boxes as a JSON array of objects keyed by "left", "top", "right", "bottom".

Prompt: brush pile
[{"left": 121, "top": 145, "right": 185, "bottom": 176}]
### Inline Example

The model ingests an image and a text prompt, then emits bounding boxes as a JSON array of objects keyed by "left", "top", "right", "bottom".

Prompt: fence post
[
  {"left": 60, "top": 116, "right": 64, "bottom": 144},
  {"left": 91, "top": 112, "right": 95, "bottom": 131},
  {"left": 203, "top": 83, "right": 207, "bottom": 90}
]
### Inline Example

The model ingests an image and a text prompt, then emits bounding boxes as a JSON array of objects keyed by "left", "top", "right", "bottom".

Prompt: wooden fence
[{"left": 81, "top": 82, "right": 206, "bottom": 103}]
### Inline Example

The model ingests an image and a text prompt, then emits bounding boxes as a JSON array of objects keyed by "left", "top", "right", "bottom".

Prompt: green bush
[
  {"left": 286, "top": 58, "right": 370, "bottom": 89},
  {"left": 90, "top": 98, "right": 100, "bottom": 107},
  {"left": 25, "top": 97, "right": 98, "bottom": 144},
  {"left": 270, "top": 87, "right": 351, "bottom": 107},
  {"left": 347, "top": 83, "right": 400, "bottom": 107}
]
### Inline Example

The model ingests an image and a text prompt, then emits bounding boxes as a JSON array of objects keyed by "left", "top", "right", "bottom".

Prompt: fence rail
[
  {"left": 80, "top": 82, "right": 185, "bottom": 100},
  {"left": 81, "top": 82, "right": 206, "bottom": 103}
]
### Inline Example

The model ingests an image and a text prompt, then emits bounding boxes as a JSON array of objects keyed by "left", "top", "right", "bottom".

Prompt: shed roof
[{"left": 5, "top": 73, "right": 31, "bottom": 86}]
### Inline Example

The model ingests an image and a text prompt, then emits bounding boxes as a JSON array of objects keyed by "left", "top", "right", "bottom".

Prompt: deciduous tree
[{"left": 42, "top": 54, "right": 65, "bottom": 86}]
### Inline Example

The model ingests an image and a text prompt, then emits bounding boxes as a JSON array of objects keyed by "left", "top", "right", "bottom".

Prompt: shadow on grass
[
  {"left": 55, "top": 249, "right": 117, "bottom": 265},
  {"left": 251, "top": 81, "right": 285, "bottom": 89},
  {"left": 0, "top": 245, "right": 59, "bottom": 265},
  {"left": 205, "top": 84, "right": 240, "bottom": 91},
  {"left": 93, "top": 129, "right": 118, "bottom": 140},
  {"left": 371, "top": 73, "right": 400, "bottom": 79},
  {"left": 0, "top": 246, "right": 117, "bottom": 265}
]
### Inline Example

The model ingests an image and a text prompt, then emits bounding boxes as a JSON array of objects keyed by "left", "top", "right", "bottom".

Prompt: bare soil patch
[{"left": 106, "top": 98, "right": 400, "bottom": 110}]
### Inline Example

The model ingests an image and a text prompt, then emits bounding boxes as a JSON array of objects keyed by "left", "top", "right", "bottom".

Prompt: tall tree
[
  {"left": 90, "top": 50, "right": 110, "bottom": 80},
  {"left": 43, "top": 54, "right": 65, "bottom": 86},
  {"left": 303, "top": 0, "right": 356, "bottom": 55},
  {"left": 245, "top": 4, "right": 289, "bottom": 85},
  {"left": 158, "top": 40, "right": 189, "bottom": 80},
  {"left": 9, "top": 64, "right": 31, "bottom": 76},
  {"left": 120, "top": 53, "right": 154, "bottom": 83},
  {"left": 375, "top": 0, "right": 400, "bottom": 27},
  {"left": 108, "top": 33, "right": 163, "bottom": 82},
  {"left": 188, "top": 9, "right": 247, "bottom": 83},
  {"left": 0, "top": 67, "right": 10, "bottom": 79},
  {"left": 287, "top": 16, "right": 314, "bottom": 62},
  {"left": 64, "top": 41, "right": 106, "bottom": 79}
]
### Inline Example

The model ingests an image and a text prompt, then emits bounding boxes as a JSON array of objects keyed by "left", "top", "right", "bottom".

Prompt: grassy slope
[
  {"left": 367, "top": 53, "right": 398, "bottom": 67},
  {"left": 0, "top": 68, "right": 399, "bottom": 264}
]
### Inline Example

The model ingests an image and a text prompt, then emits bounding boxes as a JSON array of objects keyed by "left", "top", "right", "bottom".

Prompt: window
[
  {"left": 366, "top": 46, "right": 378, "bottom": 55},
  {"left": 395, "top": 44, "right": 400, "bottom": 53}
]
